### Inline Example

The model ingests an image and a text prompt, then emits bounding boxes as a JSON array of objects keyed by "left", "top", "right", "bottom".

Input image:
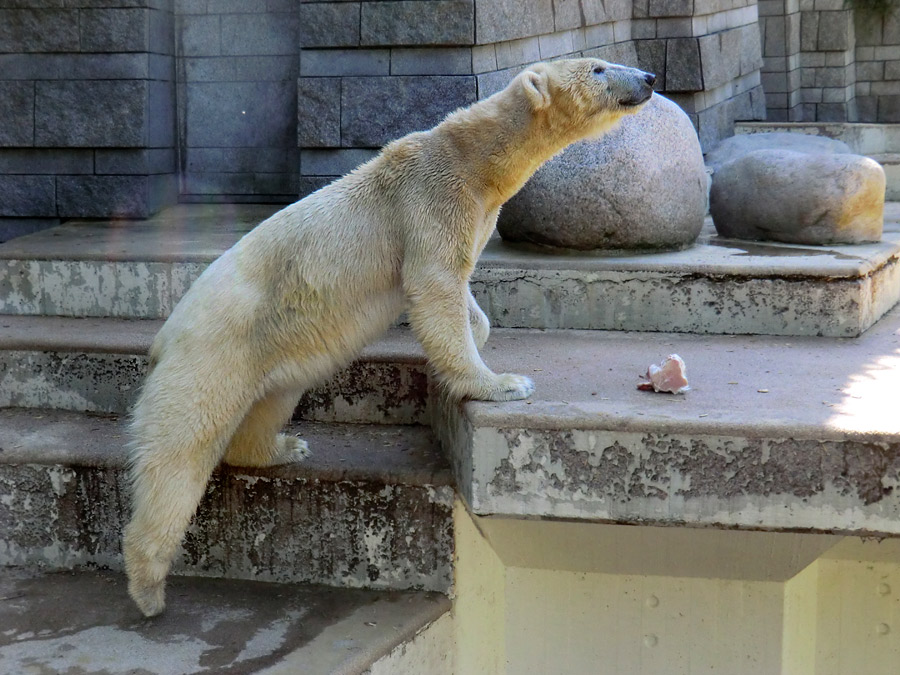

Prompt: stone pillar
[
  {"left": 798, "top": 0, "right": 856, "bottom": 121},
  {"left": 0, "top": 1, "right": 177, "bottom": 237},
  {"left": 176, "top": 1, "right": 300, "bottom": 201},
  {"left": 759, "top": 0, "right": 803, "bottom": 120},
  {"left": 633, "top": 0, "right": 767, "bottom": 150},
  {"left": 854, "top": 7, "right": 900, "bottom": 121}
]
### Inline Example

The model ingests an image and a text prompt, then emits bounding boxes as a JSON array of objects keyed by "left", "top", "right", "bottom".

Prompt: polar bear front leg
[
  {"left": 467, "top": 285, "right": 490, "bottom": 350},
  {"left": 407, "top": 273, "right": 533, "bottom": 401}
]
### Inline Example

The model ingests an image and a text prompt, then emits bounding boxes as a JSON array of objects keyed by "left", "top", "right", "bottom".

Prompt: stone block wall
[
  {"left": 1, "top": 0, "right": 768, "bottom": 228},
  {"left": 759, "top": 0, "right": 900, "bottom": 122},
  {"left": 797, "top": 0, "right": 856, "bottom": 121},
  {"left": 759, "top": 0, "right": 802, "bottom": 120},
  {"left": 176, "top": 0, "right": 300, "bottom": 201},
  {"left": 632, "top": 0, "right": 767, "bottom": 148},
  {"left": 0, "top": 0, "right": 177, "bottom": 236},
  {"left": 296, "top": 0, "right": 649, "bottom": 193},
  {"left": 855, "top": 7, "right": 900, "bottom": 121}
]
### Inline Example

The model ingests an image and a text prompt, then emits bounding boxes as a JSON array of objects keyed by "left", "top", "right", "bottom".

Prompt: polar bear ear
[{"left": 521, "top": 69, "right": 551, "bottom": 110}]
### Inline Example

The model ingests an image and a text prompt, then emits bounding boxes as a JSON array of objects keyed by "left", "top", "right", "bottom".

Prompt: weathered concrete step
[
  {"left": 475, "top": 216, "right": 899, "bottom": 337},
  {"left": 437, "top": 304, "right": 900, "bottom": 537},
  {"left": 0, "top": 409, "right": 454, "bottom": 593},
  {"left": 0, "top": 568, "right": 452, "bottom": 675},
  {"left": 0, "top": 316, "right": 428, "bottom": 424},
  {"left": 3, "top": 204, "right": 899, "bottom": 336},
  {"left": 870, "top": 153, "right": 900, "bottom": 201}
]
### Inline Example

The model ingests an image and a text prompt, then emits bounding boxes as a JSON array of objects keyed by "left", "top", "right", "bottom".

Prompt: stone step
[
  {"left": 437, "top": 304, "right": 900, "bottom": 538},
  {"left": 0, "top": 568, "right": 452, "bottom": 675},
  {"left": 0, "top": 408, "right": 454, "bottom": 594},
  {"left": 2, "top": 204, "right": 898, "bottom": 336},
  {"left": 0, "top": 316, "right": 429, "bottom": 424},
  {"left": 870, "top": 153, "right": 900, "bottom": 201}
]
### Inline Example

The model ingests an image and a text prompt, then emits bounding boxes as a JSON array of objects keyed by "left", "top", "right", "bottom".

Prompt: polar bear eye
[{"left": 593, "top": 66, "right": 605, "bottom": 75}]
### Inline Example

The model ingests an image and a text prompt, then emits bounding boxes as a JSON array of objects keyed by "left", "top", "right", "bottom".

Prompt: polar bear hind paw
[
  {"left": 273, "top": 433, "right": 311, "bottom": 464},
  {"left": 129, "top": 578, "right": 166, "bottom": 618}
]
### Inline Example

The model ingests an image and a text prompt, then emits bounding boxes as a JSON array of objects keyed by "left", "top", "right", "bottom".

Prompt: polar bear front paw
[
  {"left": 272, "top": 433, "right": 312, "bottom": 464},
  {"left": 481, "top": 373, "right": 535, "bottom": 401}
]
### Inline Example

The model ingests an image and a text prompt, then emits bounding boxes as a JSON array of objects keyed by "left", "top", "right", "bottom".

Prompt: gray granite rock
[
  {"left": 496, "top": 94, "right": 707, "bottom": 251},
  {"left": 705, "top": 131, "right": 852, "bottom": 171},
  {"left": 710, "top": 149, "right": 885, "bottom": 244}
]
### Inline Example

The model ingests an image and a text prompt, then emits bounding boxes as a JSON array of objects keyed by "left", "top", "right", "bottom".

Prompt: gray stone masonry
[
  {"left": 0, "top": 0, "right": 769, "bottom": 209},
  {"left": 294, "top": 0, "right": 660, "bottom": 189},
  {"left": 855, "top": 8, "right": 900, "bottom": 121},
  {"left": 756, "top": 0, "right": 900, "bottom": 122},
  {"left": 341, "top": 76, "right": 477, "bottom": 147},
  {"left": 631, "top": 0, "right": 765, "bottom": 149},
  {"left": 0, "top": 1, "right": 177, "bottom": 233}
]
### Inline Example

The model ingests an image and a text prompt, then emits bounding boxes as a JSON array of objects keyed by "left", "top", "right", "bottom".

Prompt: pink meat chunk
[{"left": 637, "top": 354, "right": 690, "bottom": 394}]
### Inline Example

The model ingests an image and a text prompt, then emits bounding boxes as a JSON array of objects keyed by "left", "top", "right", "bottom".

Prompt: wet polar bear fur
[{"left": 124, "top": 58, "right": 656, "bottom": 617}]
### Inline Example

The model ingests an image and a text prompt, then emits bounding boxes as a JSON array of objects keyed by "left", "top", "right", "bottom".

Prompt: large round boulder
[
  {"left": 705, "top": 132, "right": 852, "bottom": 172},
  {"left": 496, "top": 94, "right": 707, "bottom": 251},
  {"left": 710, "top": 149, "right": 885, "bottom": 244}
]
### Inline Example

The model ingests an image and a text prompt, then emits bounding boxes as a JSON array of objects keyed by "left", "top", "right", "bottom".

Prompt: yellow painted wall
[
  {"left": 453, "top": 503, "right": 900, "bottom": 675},
  {"left": 452, "top": 499, "right": 506, "bottom": 675},
  {"left": 504, "top": 568, "right": 782, "bottom": 675}
]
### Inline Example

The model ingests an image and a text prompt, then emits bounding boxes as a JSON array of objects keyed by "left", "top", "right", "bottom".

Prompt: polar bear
[{"left": 124, "top": 58, "right": 655, "bottom": 616}]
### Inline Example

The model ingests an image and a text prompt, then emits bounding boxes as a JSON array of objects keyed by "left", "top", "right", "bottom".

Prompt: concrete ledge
[
  {"left": 474, "top": 220, "right": 900, "bottom": 337},
  {"left": 437, "top": 306, "right": 900, "bottom": 536},
  {"left": 0, "top": 568, "right": 450, "bottom": 675},
  {"left": 0, "top": 319, "right": 427, "bottom": 423},
  {"left": 1, "top": 204, "right": 897, "bottom": 335}
]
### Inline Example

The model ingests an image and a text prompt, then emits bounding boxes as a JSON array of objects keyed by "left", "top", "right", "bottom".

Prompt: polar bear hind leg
[
  {"left": 222, "top": 389, "right": 310, "bottom": 468},
  {"left": 124, "top": 356, "right": 258, "bottom": 617}
]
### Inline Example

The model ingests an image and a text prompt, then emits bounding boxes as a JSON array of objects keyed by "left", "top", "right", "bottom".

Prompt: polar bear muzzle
[{"left": 604, "top": 65, "right": 656, "bottom": 108}]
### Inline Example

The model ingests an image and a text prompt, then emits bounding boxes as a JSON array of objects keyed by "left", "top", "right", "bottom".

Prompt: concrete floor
[{"left": 0, "top": 568, "right": 449, "bottom": 675}]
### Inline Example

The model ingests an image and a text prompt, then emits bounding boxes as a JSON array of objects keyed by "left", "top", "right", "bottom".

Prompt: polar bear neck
[{"left": 435, "top": 87, "right": 613, "bottom": 212}]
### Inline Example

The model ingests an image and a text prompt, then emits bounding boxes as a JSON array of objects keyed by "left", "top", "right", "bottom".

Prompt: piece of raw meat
[{"left": 638, "top": 354, "right": 690, "bottom": 394}]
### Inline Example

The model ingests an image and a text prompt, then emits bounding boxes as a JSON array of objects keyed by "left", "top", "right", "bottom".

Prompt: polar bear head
[{"left": 518, "top": 58, "right": 656, "bottom": 138}]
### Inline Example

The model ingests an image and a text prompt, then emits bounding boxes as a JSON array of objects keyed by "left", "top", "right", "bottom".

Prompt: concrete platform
[
  {"left": 1, "top": 204, "right": 898, "bottom": 336},
  {"left": 4, "top": 308, "right": 900, "bottom": 537},
  {"left": 438, "top": 304, "right": 900, "bottom": 537},
  {"left": 0, "top": 568, "right": 450, "bottom": 675},
  {"left": 0, "top": 409, "right": 454, "bottom": 593}
]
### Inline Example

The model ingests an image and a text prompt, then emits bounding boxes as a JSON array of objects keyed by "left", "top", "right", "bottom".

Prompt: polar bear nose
[{"left": 644, "top": 73, "right": 657, "bottom": 87}]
